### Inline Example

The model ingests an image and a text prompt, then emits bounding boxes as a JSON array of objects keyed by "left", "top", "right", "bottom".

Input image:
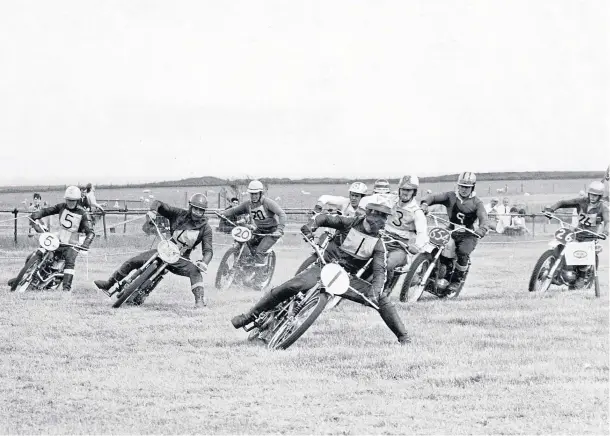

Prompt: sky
[{"left": 0, "top": 0, "right": 607, "bottom": 186}]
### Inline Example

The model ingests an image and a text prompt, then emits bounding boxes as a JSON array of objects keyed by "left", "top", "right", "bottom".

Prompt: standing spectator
[
  {"left": 494, "top": 197, "right": 512, "bottom": 230},
  {"left": 485, "top": 198, "right": 499, "bottom": 214},
  {"left": 28, "top": 193, "right": 50, "bottom": 235},
  {"left": 82, "top": 183, "right": 105, "bottom": 226}
]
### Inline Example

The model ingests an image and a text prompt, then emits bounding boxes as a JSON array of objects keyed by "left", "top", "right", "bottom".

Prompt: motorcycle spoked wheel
[
  {"left": 399, "top": 253, "right": 433, "bottom": 303},
  {"left": 15, "top": 257, "right": 44, "bottom": 293},
  {"left": 112, "top": 263, "right": 158, "bottom": 308},
  {"left": 267, "top": 291, "right": 330, "bottom": 350},
  {"left": 528, "top": 249, "right": 559, "bottom": 293},
  {"left": 215, "top": 247, "right": 239, "bottom": 290},
  {"left": 256, "top": 251, "right": 277, "bottom": 291}
]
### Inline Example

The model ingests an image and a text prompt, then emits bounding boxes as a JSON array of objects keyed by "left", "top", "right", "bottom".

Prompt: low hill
[{"left": 0, "top": 171, "right": 604, "bottom": 194}]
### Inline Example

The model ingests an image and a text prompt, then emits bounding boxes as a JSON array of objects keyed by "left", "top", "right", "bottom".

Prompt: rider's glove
[
  {"left": 270, "top": 229, "right": 284, "bottom": 238},
  {"left": 146, "top": 211, "right": 157, "bottom": 220},
  {"left": 419, "top": 203, "right": 429, "bottom": 215},
  {"left": 407, "top": 244, "right": 421, "bottom": 255},
  {"left": 195, "top": 260, "right": 208, "bottom": 272},
  {"left": 602, "top": 230, "right": 609, "bottom": 238},
  {"left": 236, "top": 218, "right": 247, "bottom": 225},
  {"left": 300, "top": 224, "right": 314, "bottom": 240},
  {"left": 474, "top": 228, "right": 487, "bottom": 239}
]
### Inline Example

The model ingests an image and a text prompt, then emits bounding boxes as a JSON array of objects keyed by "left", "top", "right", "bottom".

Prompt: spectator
[
  {"left": 82, "top": 183, "right": 105, "bottom": 226},
  {"left": 28, "top": 193, "right": 50, "bottom": 235},
  {"left": 494, "top": 197, "right": 512, "bottom": 229},
  {"left": 503, "top": 207, "right": 529, "bottom": 236},
  {"left": 485, "top": 197, "right": 499, "bottom": 214}
]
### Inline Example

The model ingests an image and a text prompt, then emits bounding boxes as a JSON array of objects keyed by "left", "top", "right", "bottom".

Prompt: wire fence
[{"left": 0, "top": 207, "right": 584, "bottom": 248}]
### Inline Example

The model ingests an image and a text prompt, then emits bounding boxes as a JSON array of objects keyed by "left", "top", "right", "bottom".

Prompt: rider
[
  {"left": 419, "top": 172, "right": 489, "bottom": 293},
  {"left": 373, "top": 179, "right": 391, "bottom": 195},
  {"left": 94, "top": 194, "right": 213, "bottom": 307},
  {"left": 545, "top": 181, "right": 609, "bottom": 288},
  {"left": 230, "top": 199, "right": 411, "bottom": 345},
  {"left": 220, "top": 180, "right": 286, "bottom": 289},
  {"left": 314, "top": 182, "right": 368, "bottom": 217},
  {"left": 380, "top": 175, "right": 428, "bottom": 292},
  {"left": 8, "top": 186, "right": 95, "bottom": 292}
]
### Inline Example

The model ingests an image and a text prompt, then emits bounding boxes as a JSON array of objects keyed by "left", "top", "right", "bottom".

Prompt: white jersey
[{"left": 360, "top": 194, "right": 428, "bottom": 248}]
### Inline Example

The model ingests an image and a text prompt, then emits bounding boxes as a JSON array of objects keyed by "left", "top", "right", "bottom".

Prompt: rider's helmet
[
  {"left": 587, "top": 181, "right": 604, "bottom": 203},
  {"left": 365, "top": 198, "right": 393, "bottom": 215},
  {"left": 189, "top": 193, "right": 208, "bottom": 210},
  {"left": 373, "top": 179, "right": 391, "bottom": 194},
  {"left": 247, "top": 180, "right": 265, "bottom": 194},
  {"left": 64, "top": 186, "right": 81, "bottom": 201},
  {"left": 398, "top": 175, "right": 419, "bottom": 198},
  {"left": 457, "top": 172, "right": 477, "bottom": 188},
  {"left": 349, "top": 182, "right": 368, "bottom": 195}
]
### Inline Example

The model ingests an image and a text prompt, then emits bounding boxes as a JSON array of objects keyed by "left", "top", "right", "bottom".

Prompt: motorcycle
[
  {"left": 214, "top": 214, "right": 277, "bottom": 292},
  {"left": 12, "top": 228, "right": 85, "bottom": 293},
  {"left": 398, "top": 215, "right": 481, "bottom": 303},
  {"left": 243, "top": 233, "right": 378, "bottom": 350},
  {"left": 528, "top": 212, "right": 606, "bottom": 297},
  {"left": 107, "top": 212, "right": 207, "bottom": 308}
]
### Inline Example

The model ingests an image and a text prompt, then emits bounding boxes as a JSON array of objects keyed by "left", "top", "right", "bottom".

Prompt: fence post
[
  {"left": 12, "top": 208, "right": 18, "bottom": 246},
  {"left": 123, "top": 205, "right": 128, "bottom": 234},
  {"left": 102, "top": 213, "right": 108, "bottom": 240},
  {"left": 531, "top": 214, "right": 535, "bottom": 239},
  {"left": 217, "top": 192, "right": 221, "bottom": 209}
]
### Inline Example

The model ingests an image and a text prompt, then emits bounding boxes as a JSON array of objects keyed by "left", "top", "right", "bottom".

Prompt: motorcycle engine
[
  {"left": 560, "top": 269, "right": 576, "bottom": 283},
  {"left": 51, "top": 259, "right": 65, "bottom": 271}
]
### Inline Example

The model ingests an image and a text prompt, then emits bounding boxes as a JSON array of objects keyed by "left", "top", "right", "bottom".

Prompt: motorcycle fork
[
  {"left": 420, "top": 248, "right": 443, "bottom": 285},
  {"left": 120, "top": 253, "right": 160, "bottom": 287},
  {"left": 34, "top": 252, "right": 53, "bottom": 283},
  {"left": 545, "top": 246, "right": 565, "bottom": 286}
]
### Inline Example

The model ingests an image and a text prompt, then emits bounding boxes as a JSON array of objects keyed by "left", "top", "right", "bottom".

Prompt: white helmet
[
  {"left": 398, "top": 175, "right": 419, "bottom": 190},
  {"left": 373, "top": 179, "right": 391, "bottom": 194},
  {"left": 247, "top": 180, "right": 264, "bottom": 194},
  {"left": 349, "top": 182, "right": 368, "bottom": 195},
  {"left": 64, "top": 186, "right": 81, "bottom": 201},
  {"left": 457, "top": 172, "right": 476, "bottom": 187},
  {"left": 587, "top": 181, "right": 604, "bottom": 197}
]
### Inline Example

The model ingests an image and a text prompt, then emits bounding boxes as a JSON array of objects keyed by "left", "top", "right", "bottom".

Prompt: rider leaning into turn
[
  {"left": 220, "top": 180, "right": 286, "bottom": 289},
  {"left": 94, "top": 193, "right": 213, "bottom": 307},
  {"left": 8, "top": 186, "right": 95, "bottom": 292},
  {"left": 545, "top": 181, "right": 609, "bottom": 288},
  {"left": 314, "top": 182, "right": 368, "bottom": 217},
  {"left": 361, "top": 175, "right": 428, "bottom": 293},
  {"left": 230, "top": 199, "right": 411, "bottom": 345},
  {"left": 420, "top": 172, "right": 489, "bottom": 293}
]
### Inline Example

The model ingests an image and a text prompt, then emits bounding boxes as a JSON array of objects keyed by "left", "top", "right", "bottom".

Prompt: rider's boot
[
  {"left": 378, "top": 296, "right": 411, "bottom": 345},
  {"left": 231, "top": 291, "right": 280, "bottom": 329},
  {"left": 192, "top": 286, "right": 206, "bottom": 308},
  {"left": 94, "top": 272, "right": 124, "bottom": 296},
  {"left": 7, "top": 277, "right": 17, "bottom": 290},
  {"left": 62, "top": 273, "right": 74, "bottom": 292},
  {"left": 573, "top": 267, "right": 589, "bottom": 289},
  {"left": 447, "top": 263, "right": 468, "bottom": 293}
]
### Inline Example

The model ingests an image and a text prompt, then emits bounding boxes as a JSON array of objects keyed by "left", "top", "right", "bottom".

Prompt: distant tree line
[{"left": 0, "top": 171, "right": 604, "bottom": 194}]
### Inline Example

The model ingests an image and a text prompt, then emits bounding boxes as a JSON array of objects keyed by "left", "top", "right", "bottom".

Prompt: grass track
[{"left": 0, "top": 241, "right": 608, "bottom": 434}]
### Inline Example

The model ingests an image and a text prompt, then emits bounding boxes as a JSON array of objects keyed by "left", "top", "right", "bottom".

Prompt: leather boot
[
  {"left": 231, "top": 291, "right": 281, "bottom": 329},
  {"left": 447, "top": 264, "right": 468, "bottom": 293},
  {"left": 8, "top": 278, "right": 17, "bottom": 291},
  {"left": 94, "top": 272, "right": 124, "bottom": 296},
  {"left": 378, "top": 297, "right": 411, "bottom": 345},
  {"left": 192, "top": 286, "right": 206, "bottom": 308},
  {"left": 62, "top": 274, "right": 73, "bottom": 292}
]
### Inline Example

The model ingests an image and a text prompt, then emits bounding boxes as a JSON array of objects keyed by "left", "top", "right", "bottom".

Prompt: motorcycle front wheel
[{"left": 528, "top": 249, "right": 558, "bottom": 293}]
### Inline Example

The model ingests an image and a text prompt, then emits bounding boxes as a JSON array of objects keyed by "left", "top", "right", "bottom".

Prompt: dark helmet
[{"left": 189, "top": 193, "right": 208, "bottom": 210}]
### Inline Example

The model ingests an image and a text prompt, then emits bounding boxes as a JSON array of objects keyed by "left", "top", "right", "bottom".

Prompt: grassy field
[{"left": 0, "top": 238, "right": 608, "bottom": 434}]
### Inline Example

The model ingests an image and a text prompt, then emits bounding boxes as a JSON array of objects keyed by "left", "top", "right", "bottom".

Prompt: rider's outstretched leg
[
  {"left": 378, "top": 294, "right": 411, "bottom": 345},
  {"left": 231, "top": 266, "right": 320, "bottom": 329}
]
